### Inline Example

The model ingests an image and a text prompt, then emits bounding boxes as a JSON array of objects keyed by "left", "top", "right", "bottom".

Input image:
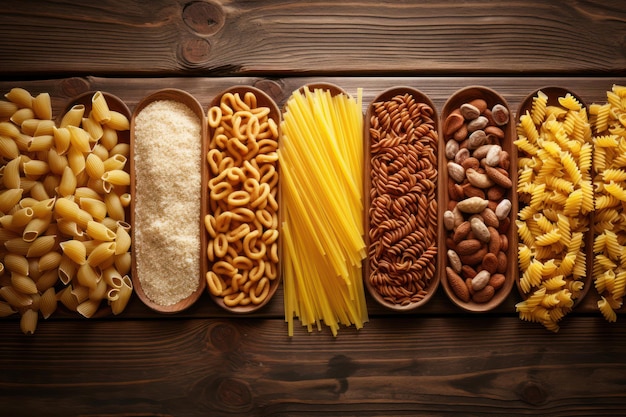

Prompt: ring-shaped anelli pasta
[
  {"left": 210, "top": 181, "right": 232, "bottom": 201},
  {"left": 218, "top": 155, "right": 234, "bottom": 172},
  {"left": 232, "top": 255, "right": 254, "bottom": 270},
  {"left": 230, "top": 273, "right": 247, "bottom": 292},
  {"left": 215, "top": 211, "right": 233, "bottom": 233},
  {"left": 269, "top": 242, "right": 279, "bottom": 264},
  {"left": 221, "top": 93, "right": 240, "bottom": 112},
  {"left": 223, "top": 291, "right": 245, "bottom": 307},
  {"left": 211, "top": 260, "right": 237, "bottom": 277},
  {"left": 255, "top": 152, "right": 278, "bottom": 164},
  {"left": 258, "top": 164, "right": 276, "bottom": 184},
  {"left": 251, "top": 183, "right": 270, "bottom": 208},
  {"left": 246, "top": 115, "right": 260, "bottom": 141},
  {"left": 208, "top": 169, "right": 228, "bottom": 189},
  {"left": 206, "top": 271, "right": 224, "bottom": 296},
  {"left": 213, "top": 233, "right": 229, "bottom": 258},
  {"left": 226, "top": 166, "right": 247, "bottom": 184},
  {"left": 227, "top": 190, "right": 251, "bottom": 207},
  {"left": 250, "top": 277, "right": 270, "bottom": 305},
  {"left": 265, "top": 260, "right": 278, "bottom": 279},
  {"left": 213, "top": 133, "right": 229, "bottom": 149},
  {"left": 249, "top": 259, "right": 265, "bottom": 282},
  {"left": 233, "top": 93, "right": 251, "bottom": 112},
  {"left": 252, "top": 106, "right": 270, "bottom": 119},
  {"left": 227, "top": 223, "right": 251, "bottom": 242},
  {"left": 243, "top": 177, "right": 260, "bottom": 195},
  {"left": 243, "top": 91, "right": 257, "bottom": 109},
  {"left": 227, "top": 137, "right": 248, "bottom": 156},
  {"left": 206, "top": 149, "right": 223, "bottom": 174},
  {"left": 204, "top": 214, "right": 217, "bottom": 237},
  {"left": 244, "top": 230, "right": 266, "bottom": 260},
  {"left": 256, "top": 209, "right": 273, "bottom": 228},
  {"left": 257, "top": 138, "right": 278, "bottom": 154},
  {"left": 206, "top": 238, "right": 215, "bottom": 261},
  {"left": 208, "top": 106, "right": 222, "bottom": 128},
  {"left": 231, "top": 207, "right": 255, "bottom": 222},
  {"left": 243, "top": 160, "right": 261, "bottom": 181},
  {"left": 262, "top": 228, "right": 279, "bottom": 245}
]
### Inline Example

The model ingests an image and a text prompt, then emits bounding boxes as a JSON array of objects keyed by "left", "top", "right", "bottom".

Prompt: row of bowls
[{"left": 64, "top": 83, "right": 592, "bottom": 315}]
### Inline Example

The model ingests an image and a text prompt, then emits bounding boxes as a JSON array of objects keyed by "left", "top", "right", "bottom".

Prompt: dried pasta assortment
[
  {"left": 367, "top": 92, "right": 438, "bottom": 307},
  {"left": 0, "top": 88, "right": 133, "bottom": 334},
  {"left": 204, "top": 90, "right": 280, "bottom": 309},
  {"left": 4, "top": 82, "right": 626, "bottom": 335},
  {"left": 280, "top": 85, "right": 368, "bottom": 336},
  {"left": 590, "top": 84, "right": 626, "bottom": 322},
  {"left": 514, "top": 90, "right": 593, "bottom": 332}
]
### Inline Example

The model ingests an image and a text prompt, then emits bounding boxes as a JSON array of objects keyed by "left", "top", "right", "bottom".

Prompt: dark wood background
[{"left": 2, "top": 1, "right": 626, "bottom": 416}]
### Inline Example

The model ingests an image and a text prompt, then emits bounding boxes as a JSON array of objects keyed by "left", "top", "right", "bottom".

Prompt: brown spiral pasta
[{"left": 368, "top": 93, "right": 438, "bottom": 306}]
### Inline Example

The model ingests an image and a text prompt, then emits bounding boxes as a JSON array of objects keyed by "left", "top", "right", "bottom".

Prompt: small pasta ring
[
  {"left": 223, "top": 291, "right": 245, "bottom": 307},
  {"left": 206, "top": 271, "right": 223, "bottom": 296},
  {"left": 213, "top": 234, "right": 229, "bottom": 258},
  {"left": 207, "top": 106, "right": 222, "bottom": 128},
  {"left": 227, "top": 190, "right": 251, "bottom": 207}
]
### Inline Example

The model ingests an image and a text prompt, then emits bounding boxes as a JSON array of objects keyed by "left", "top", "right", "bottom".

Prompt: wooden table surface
[{"left": 2, "top": 1, "right": 626, "bottom": 416}]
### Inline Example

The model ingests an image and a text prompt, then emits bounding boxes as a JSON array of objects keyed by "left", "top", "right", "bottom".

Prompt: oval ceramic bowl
[
  {"left": 364, "top": 86, "right": 441, "bottom": 311},
  {"left": 62, "top": 91, "right": 132, "bottom": 318},
  {"left": 439, "top": 86, "right": 517, "bottom": 312},
  {"left": 515, "top": 86, "right": 592, "bottom": 307},
  {"left": 130, "top": 88, "right": 207, "bottom": 313},
  {"left": 204, "top": 85, "right": 282, "bottom": 313}
]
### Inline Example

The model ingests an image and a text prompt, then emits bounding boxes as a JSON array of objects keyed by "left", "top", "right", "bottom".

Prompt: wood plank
[
  {"left": 0, "top": 316, "right": 624, "bottom": 416},
  {"left": 1, "top": 1, "right": 625, "bottom": 77}
]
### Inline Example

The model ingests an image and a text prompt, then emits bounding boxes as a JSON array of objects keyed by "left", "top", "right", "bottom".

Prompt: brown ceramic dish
[
  {"left": 364, "top": 86, "right": 441, "bottom": 311},
  {"left": 439, "top": 86, "right": 517, "bottom": 312},
  {"left": 205, "top": 85, "right": 282, "bottom": 313},
  {"left": 130, "top": 88, "right": 207, "bottom": 313},
  {"left": 515, "top": 86, "right": 593, "bottom": 307}
]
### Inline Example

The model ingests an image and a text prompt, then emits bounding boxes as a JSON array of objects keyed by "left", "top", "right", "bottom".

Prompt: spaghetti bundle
[{"left": 280, "top": 86, "right": 368, "bottom": 336}]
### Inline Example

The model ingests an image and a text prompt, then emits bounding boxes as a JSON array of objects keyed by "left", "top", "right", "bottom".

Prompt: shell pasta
[{"left": 0, "top": 88, "right": 133, "bottom": 334}]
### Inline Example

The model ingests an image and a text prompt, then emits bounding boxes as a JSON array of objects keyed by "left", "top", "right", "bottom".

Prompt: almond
[
  {"left": 485, "top": 125, "right": 505, "bottom": 140},
  {"left": 447, "top": 249, "right": 462, "bottom": 273},
  {"left": 488, "top": 227, "right": 500, "bottom": 254},
  {"left": 462, "top": 183, "right": 485, "bottom": 199},
  {"left": 456, "top": 196, "right": 489, "bottom": 214},
  {"left": 454, "top": 124, "right": 468, "bottom": 142},
  {"left": 487, "top": 185, "right": 506, "bottom": 201},
  {"left": 481, "top": 208, "right": 499, "bottom": 228},
  {"left": 481, "top": 252, "right": 499, "bottom": 274},
  {"left": 447, "top": 267, "right": 470, "bottom": 302},
  {"left": 469, "top": 98, "right": 488, "bottom": 114},
  {"left": 489, "top": 273, "right": 506, "bottom": 291},
  {"left": 471, "top": 270, "right": 491, "bottom": 291},
  {"left": 485, "top": 165, "right": 512, "bottom": 188},
  {"left": 461, "top": 157, "right": 480, "bottom": 171},
  {"left": 460, "top": 246, "right": 488, "bottom": 265},
  {"left": 456, "top": 238, "right": 482, "bottom": 255},
  {"left": 472, "top": 285, "right": 495, "bottom": 303},
  {"left": 444, "top": 111, "right": 464, "bottom": 137},
  {"left": 461, "top": 264, "right": 477, "bottom": 279},
  {"left": 452, "top": 221, "right": 471, "bottom": 243},
  {"left": 497, "top": 251, "right": 507, "bottom": 273}
]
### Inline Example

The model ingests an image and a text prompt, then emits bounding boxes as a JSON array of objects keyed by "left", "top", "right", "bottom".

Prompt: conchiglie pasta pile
[
  {"left": 514, "top": 91, "right": 593, "bottom": 332},
  {"left": 0, "top": 88, "right": 133, "bottom": 335},
  {"left": 589, "top": 84, "right": 626, "bottom": 322}
]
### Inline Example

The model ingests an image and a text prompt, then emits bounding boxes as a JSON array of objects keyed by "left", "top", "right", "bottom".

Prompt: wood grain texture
[
  {"left": 1, "top": 1, "right": 625, "bottom": 77},
  {"left": 1, "top": 317, "right": 625, "bottom": 416}
]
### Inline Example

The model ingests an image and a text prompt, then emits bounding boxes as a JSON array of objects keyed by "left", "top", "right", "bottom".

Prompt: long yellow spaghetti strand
[{"left": 281, "top": 86, "right": 368, "bottom": 336}]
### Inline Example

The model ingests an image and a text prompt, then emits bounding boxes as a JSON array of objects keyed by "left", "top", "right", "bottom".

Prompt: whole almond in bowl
[
  {"left": 439, "top": 86, "right": 516, "bottom": 313},
  {"left": 365, "top": 86, "right": 440, "bottom": 311}
]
